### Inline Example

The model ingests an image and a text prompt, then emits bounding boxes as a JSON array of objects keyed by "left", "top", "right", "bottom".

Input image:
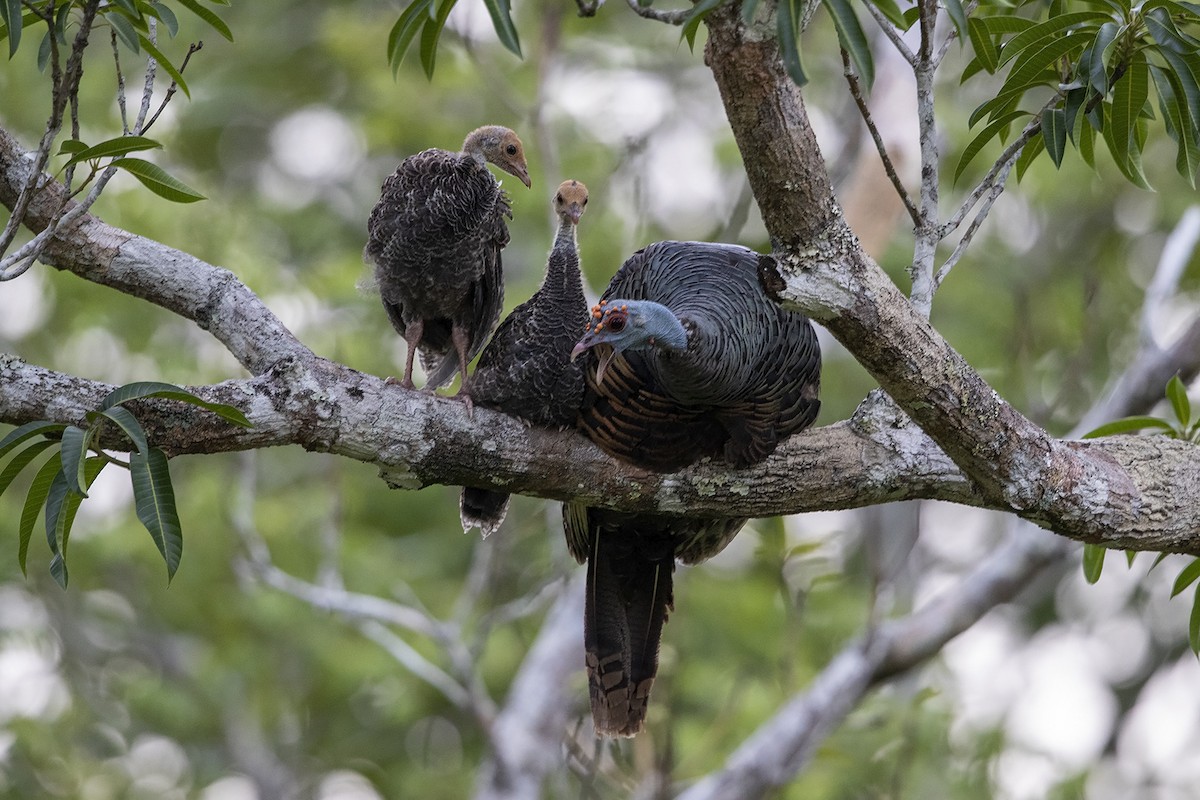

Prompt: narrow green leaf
[
  {"left": 943, "top": 0, "right": 969, "bottom": 40},
  {"left": 1157, "top": 46, "right": 1200, "bottom": 130},
  {"left": 2, "top": 0, "right": 22, "bottom": 57},
  {"left": 864, "top": 0, "right": 907, "bottom": 29},
  {"left": 147, "top": 2, "right": 181, "bottom": 38},
  {"left": 823, "top": 0, "right": 874, "bottom": 87},
  {"left": 1079, "top": 112, "right": 1097, "bottom": 166},
  {"left": 1042, "top": 107, "right": 1068, "bottom": 167},
  {"left": 1006, "top": 34, "right": 1088, "bottom": 95},
  {"left": 1167, "top": 375, "right": 1192, "bottom": 427},
  {"left": 131, "top": 448, "right": 183, "bottom": 581},
  {"left": 112, "top": 0, "right": 141, "bottom": 17},
  {"left": 418, "top": 0, "right": 455, "bottom": 78},
  {"left": 778, "top": 0, "right": 809, "bottom": 86},
  {"left": 997, "top": 12, "right": 1107, "bottom": 68},
  {"left": 1125, "top": 549, "right": 1137, "bottom": 567},
  {"left": 1083, "top": 543, "right": 1106, "bottom": 583},
  {"left": 683, "top": 0, "right": 727, "bottom": 49},
  {"left": 110, "top": 157, "right": 206, "bottom": 203},
  {"left": 36, "top": 29, "right": 49, "bottom": 72},
  {"left": 1105, "top": 55, "right": 1153, "bottom": 188},
  {"left": 175, "top": 0, "right": 234, "bottom": 41},
  {"left": 1173, "top": 557, "right": 1200, "bottom": 596},
  {"left": 64, "top": 135, "right": 162, "bottom": 166},
  {"left": 955, "top": 110, "right": 1029, "bottom": 181},
  {"left": 1064, "top": 85, "right": 1089, "bottom": 142},
  {"left": 388, "top": 0, "right": 433, "bottom": 76},
  {"left": 481, "top": 0, "right": 521, "bottom": 57},
  {"left": 0, "top": 421, "right": 66, "bottom": 459},
  {"left": 102, "top": 382, "right": 251, "bottom": 427},
  {"left": 1089, "top": 21, "right": 1119, "bottom": 95},
  {"left": 18, "top": 455, "right": 61, "bottom": 575},
  {"left": 59, "top": 425, "right": 93, "bottom": 498},
  {"left": 107, "top": 8, "right": 143, "bottom": 52},
  {"left": 86, "top": 406, "right": 149, "bottom": 455},
  {"left": 1190, "top": 583, "right": 1200, "bottom": 655},
  {"left": 137, "top": 35, "right": 190, "bottom": 97},
  {"left": 47, "top": 458, "right": 105, "bottom": 589},
  {"left": 1145, "top": 6, "right": 1195, "bottom": 54},
  {"left": 1082, "top": 415, "right": 1177, "bottom": 437},
  {"left": 973, "top": 16, "right": 1037, "bottom": 36},
  {"left": 42, "top": 470, "right": 69, "bottom": 570},
  {"left": 57, "top": 139, "right": 91, "bottom": 158},
  {"left": 0, "top": 440, "right": 55, "bottom": 499},
  {"left": 968, "top": 17, "right": 1001, "bottom": 74},
  {"left": 1015, "top": 132, "right": 1045, "bottom": 180}
]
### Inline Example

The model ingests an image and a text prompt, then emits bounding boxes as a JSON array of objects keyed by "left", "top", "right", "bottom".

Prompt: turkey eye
[
  {"left": 606, "top": 316, "right": 626, "bottom": 332},
  {"left": 506, "top": 144, "right": 518, "bottom": 156},
  {"left": 582, "top": 197, "right": 588, "bottom": 205},
  {"left": 555, "top": 193, "right": 563, "bottom": 203}
]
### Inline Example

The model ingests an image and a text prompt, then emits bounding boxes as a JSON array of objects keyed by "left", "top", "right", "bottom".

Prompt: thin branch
[
  {"left": 112, "top": 29, "right": 129, "bottom": 135},
  {"left": 841, "top": 49, "right": 920, "bottom": 226},
  {"left": 1139, "top": 206, "right": 1200, "bottom": 348},
  {"left": 143, "top": 41, "right": 203, "bottom": 134},
  {"left": 908, "top": 0, "right": 942, "bottom": 317},
  {"left": 624, "top": 0, "right": 689, "bottom": 25},
  {"left": 932, "top": 155, "right": 1014, "bottom": 290},
  {"left": 861, "top": 1, "right": 915, "bottom": 65}
]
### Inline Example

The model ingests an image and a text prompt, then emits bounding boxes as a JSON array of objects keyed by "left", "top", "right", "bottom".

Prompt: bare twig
[
  {"left": 143, "top": 41, "right": 203, "bottom": 134},
  {"left": 932, "top": 155, "right": 1014, "bottom": 290},
  {"left": 841, "top": 49, "right": 919, "bottom": 226},
  {"left": 112, "top": 29, "right": 129, "bottom": 134},
  {"left": 908, "top": 0, "right": 941, "bottom": 317},
  {"left": 624, "top": 0, "right": 689, "bottom": 25},
  {"left": 860, "top": 1, "right": 915, "bottom": 65}
]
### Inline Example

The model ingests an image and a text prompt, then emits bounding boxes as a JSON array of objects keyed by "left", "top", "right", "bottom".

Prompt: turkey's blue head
[{"left": 570, "top": 299, "right": 688, "bottom": 383}]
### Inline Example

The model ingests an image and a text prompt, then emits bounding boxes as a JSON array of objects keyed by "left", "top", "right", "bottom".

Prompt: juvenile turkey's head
[
  {"left": 570, "top": 300, "right": 688, "bottom": 383},
  {"left": 554, "top": 180, "right": 588, "bottom": 225},
  {"left": 464, "top": 125, "right": 532, "bottom": 188}
]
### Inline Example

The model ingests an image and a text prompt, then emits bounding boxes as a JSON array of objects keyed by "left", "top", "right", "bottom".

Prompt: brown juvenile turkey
[
  {"left": 364, "top": 125, "right": 531, "bottom": 401},
  {"left": 567, "top": 240, "right": 821, "bottom": 736},
  {"left": 461, "top": 180, "right": 590, "bottom": 538}
]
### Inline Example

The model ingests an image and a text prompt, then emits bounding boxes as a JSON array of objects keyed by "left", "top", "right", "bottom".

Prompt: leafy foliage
[
  {"left": 387, "top": 0, "right": 520, "bottom": 78},
  {"left": 956, "top": 0, "right": 1200, "bottom": 187},
  {"left": 1083, "top": 375, "right": 1200, "bottom": 653},
  {"left": 0, "top": 382, "right": 249, "bottom": 586}
]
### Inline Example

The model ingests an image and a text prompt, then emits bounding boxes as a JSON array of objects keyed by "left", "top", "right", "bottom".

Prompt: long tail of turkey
[
  {"left": 585, "top": 525, "right": 674, "bottom": 737},
  {"left": 460, "top": 487, "right": 510, "bottom": 539}
]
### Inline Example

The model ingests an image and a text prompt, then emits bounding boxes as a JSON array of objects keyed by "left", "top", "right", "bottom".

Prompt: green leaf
[
  {"left": 1082, "top": 415, "right": 1177, "bottom": 437},
  {"left": 1015, "top": 132, "right": 1045, "bottom": 180},
  {"left": 1079, "top": 111, "right": 1097, "bottom": 166},
  {"left": 997, "top": 11, "right": 1106, "bottom": 68},
  {"left": 2, "top": 0, "right": 21, "bottom": 58},
  {"left": 972, "top": 16, "right": 1037, "bottom": 37},
  {"left": 1088, "top": 20, "right": 1119, "bottom": 95},
  {"left": 865, "top": 0, "right": 907, "bottom": 29},
  {"left": 1041, "top": 107, "right": 1068, "bottom": 167},
  {"left": 63, "top": 135, "right": 162, "bottom": 166},
  {"left": 1156, "top": 46, "right": 1200, "bottom": 131},
  {"left": 683, "top": 0, "right": 727, "bottom": 50},
  {"left": 0, "top": 439, "right": 55, "bottom": 499},
  {"left": 418, "top": 0, "right": 455, "bottom": 78},
  {"left": 1167, "top": 374, "right": 1193, "bottom": 428},
  {"left": 823, "top": 0, "right": 874, "bottom": 87},
  {"left": 968, "top": 17, "right": 1001, "bottom": 74},
  {"left": 175, "top": 0, "right": 234, "bottom": 41},
  {"left": 1191, "top": 583, "right": 1200, "bottom": 655},
  {"left": 1083, "top": 543, "right": 1106, "bottom": 583},
  {"left": 147, "top": 1, "right": 181, "bottom": 38},
  {"left": 0, "top": 421, "right": 66, "bottom": 459},
  {"left": 1145, "top": 6, "right": 1197, "bottom": 54},
  {"left": 388, "top": 0, "right": 433, "bottom": 76},
  {"left": 778, "top": 0, "right": 808, "bottom": 86},
  {"left": 112, "top": 0, "right": 142, "bottom": 17},
  {"left": 1006, "top": 33, "right": 1088, "bottom": 93},
  {"left": 943, "top": 0, "right": 969, "bottom": 40},
  {"left": 137, "top": 35, "right": 190, "bottom": 97},
  {"left": 130, "top": 447, "right": 183, "bottom": 581},
  {"left": 43, "top": 469, "right": 70, "bottom": 587},
  {"left": 110, "top": 157, "right": 206, "bottom": 203},
  {"left": 18, "top": 455, "right": 61, "bottom": 575},
  {"left": 47, "top": 458, "right": 105, "bottom": 589},
  {"left": 481, "top": 0, "right": 521, "bottom": 57},
  {"left": 107, "top": 7, "right": 142, "bottom": 52},
  {"left": 956, "top": 110, "right": 1029, "bottom": 181},
  {"left": 1104, "top": 56, "right": 1153, "bottom": 188},
  {"left": 101, "top": 382, "right": 251, "bottom": 427},
  {"left": 1173, "top": 557, "right": 1200, "bottom": 596},
  {"left": 86, "top": 406, "right": 149, "bottom": 455},
  {"left": 59, "top": 425, "right": 93, "bottom": 498}
]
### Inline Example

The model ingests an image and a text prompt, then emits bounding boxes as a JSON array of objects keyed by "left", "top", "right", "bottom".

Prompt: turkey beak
[
  {"left": 570, "top": 339, "right": 615, "bottom": 384},
  {"left": 568, "top": 204, "right": 584, "bottom": 225},
  {"left": 509, "top": 164, "right": 532, "bottom": 188}
]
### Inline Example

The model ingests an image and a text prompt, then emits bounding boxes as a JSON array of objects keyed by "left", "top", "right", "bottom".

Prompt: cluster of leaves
[
  {"left": 0, "top": 383, "right": 249, "bottom": 587},
  {"left": 1083, "top": 375, "right": 1200, "bottom": 653},
  {"left": 958, "top": 0, "right": 1200, "bottom": 187},
  {"left": 387, "top": 0, "right": 520, "bottom": 78},
  {"left": 59, "top": 135, "right": 205, "bottom": 202}
]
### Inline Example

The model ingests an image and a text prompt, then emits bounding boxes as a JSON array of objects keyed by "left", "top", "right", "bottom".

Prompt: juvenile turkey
[
  {"left": 566, "top": 240, "right": 821, "bottom": 736},
  {"left": 364, "top": 125, "right": 531, "bottom": 399},
  {"left": 460, "top": 180, "right": 591, "bottom": 538}
]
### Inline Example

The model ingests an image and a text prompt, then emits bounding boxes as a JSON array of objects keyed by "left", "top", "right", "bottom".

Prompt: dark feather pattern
[
  {"left": 568, "top": 240, "right": 821, "bottom": 736},
  {"left": 460, "top": 181, "right": 590, "bottom": 538},
  {"left": 364, "top": 126, "right": 529, "bottom": 392}
]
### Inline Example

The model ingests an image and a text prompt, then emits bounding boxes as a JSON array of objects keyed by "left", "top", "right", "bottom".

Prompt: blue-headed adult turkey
[
  {"left": 364, "top": 126, "right": 531, "bottom": 402},
  {"left": 567, "top": 240, "right": 821, "bottom": 736},
  {"left": 461, "top": 180, "right": 591, "bottom": 538}
]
